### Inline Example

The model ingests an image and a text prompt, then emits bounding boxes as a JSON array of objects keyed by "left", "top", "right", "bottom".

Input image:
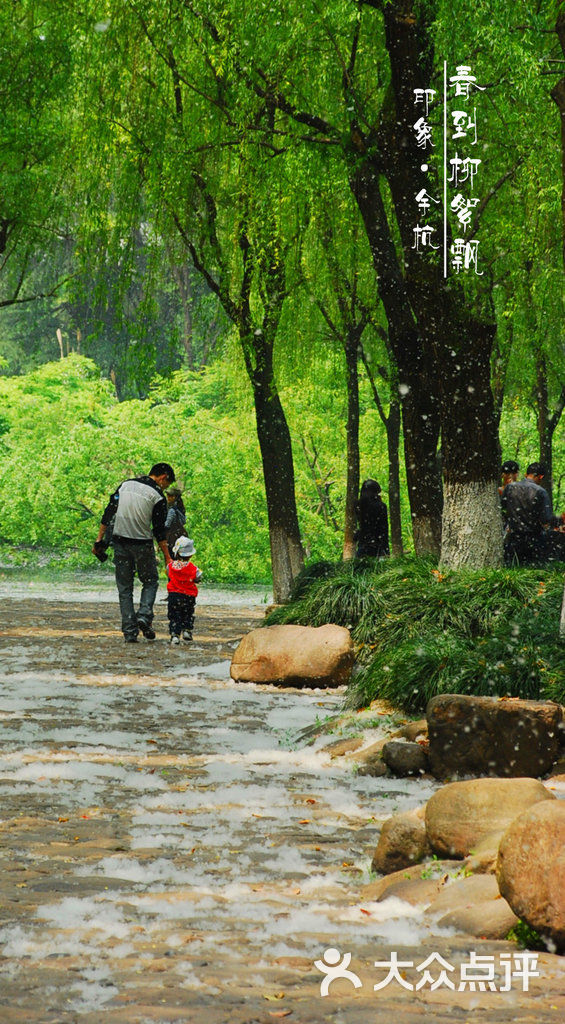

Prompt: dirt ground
[{"left": 0, "top": 589, "right": 563, "bottom": 1023}]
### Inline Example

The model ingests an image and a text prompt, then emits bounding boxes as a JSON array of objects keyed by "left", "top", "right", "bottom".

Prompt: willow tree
[
  {"left": 66, "top": 0, "right": 563, "bottom": 571},
  {"left": 300, "top": 202, "right": 403, "bottom": 558},
  {"left": 0, "top": 1, "right": 72, "bottom": 311},
  {"left": 147, "top": 0, "right": 560, "bottom": 568},
  {"left": 72, "top": 2, "right": 304, "bottom": 599}
]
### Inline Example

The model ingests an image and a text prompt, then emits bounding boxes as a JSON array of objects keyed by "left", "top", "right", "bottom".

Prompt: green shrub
[{"left": 266, "top": 557, "right": 565, "bottom": 712}]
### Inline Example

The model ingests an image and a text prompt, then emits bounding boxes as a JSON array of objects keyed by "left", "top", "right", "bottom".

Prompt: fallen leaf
[
  {"left": 360, "top": 908, "right": 371, "bottom": 916},
  {"left": 80, "top": 815, "right": 90, "bottom": 819},
  {"left": 263, "top": 992, "right": 285, "bottom": 1001},
  {"left": 269, "top": 1012, "right": 292, "bottom": 1018},
  {"left": 305, "top": 798, "right": 317, "bottom": 805},
  {"left": 298, "top": 819, "right": 310, "bottom": 825},
  {"left": 58, "top": 817, "right": 69, "bottom": 823}
]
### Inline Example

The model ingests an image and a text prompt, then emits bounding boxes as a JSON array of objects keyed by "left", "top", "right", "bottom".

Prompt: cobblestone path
[{"left": 0, "top": 585, "right": 563, "bottom": 1023}]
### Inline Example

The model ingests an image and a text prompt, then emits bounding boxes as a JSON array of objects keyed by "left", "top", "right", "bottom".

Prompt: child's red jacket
[{"left": 166, "top": 559, "right": 200, "bottom": 596}]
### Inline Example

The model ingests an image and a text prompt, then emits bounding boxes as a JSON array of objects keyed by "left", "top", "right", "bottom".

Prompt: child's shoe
[
  {"left": 182, "top": 630, "right": 193, "bottom": 642},
  {"left": 170, "top": 634, "right": 180, "bottom": 645}
]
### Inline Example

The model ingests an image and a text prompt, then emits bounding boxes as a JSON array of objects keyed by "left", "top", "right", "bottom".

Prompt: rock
[
  {"left": 427, "top": 694, "right": 563, "bottom": 779},
  {"left": 550, "top": 755, "right": 565, "bottom": 776},
  {"left": 356, "top": 757, "right": 390, "bottom": 778},
  {"left": 496, "top": 800, "right": 565, "bottom": 952},
  {"left": 425, "top": 873, "right": 519, "bottom": 939},
  {"left": 371, "top": 806, "right": 430, "bottom": 875},
  {"left": 230, "top": 624, "right": 354, "bottom": 687},
  {"left": 390, "top": 718, "right": 428, "bottom": 742},
  {"left": 436, "top": 900, "right": 518, "bottom": 940},
  {"left": 355, "top": 739, "right": 389, "bottom": 774},
  {"left": 426, "top": 872, "right": 500, "bottom": 915},
  {"left": 356, "top": 739, "right": 387, "bottom": 760},
  {"left": 463, "top": 831, "right": 505, "bottom": 875},
  {"left": 361, "top": 860, "right": 461, "bottom": 901},
  {"left": 374, "top": 876, "right": 450, "bottom": 907},
  {"left": 382, "top": 740, "right": 428, "bottom": 776},
  {"left": 425, "top": 777, "right": 555, "bottom": 859},
  {"left": 322, "top": 736, "right": 363, "bottom": 758}
]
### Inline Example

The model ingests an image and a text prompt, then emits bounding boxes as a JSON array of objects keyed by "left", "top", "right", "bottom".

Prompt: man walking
[
  {"left": 501, "top": 462, "right": 564, "bottom": 567},
  {"left": 93, "top": 463, "right": 176, "bottom": 642}
]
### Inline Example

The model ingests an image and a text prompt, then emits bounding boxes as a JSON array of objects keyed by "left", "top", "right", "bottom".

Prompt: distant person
[
  {"left": 167, "top": 536, "right": 202, "bottom": 645},
  {"left": 499, "top": 459, "right": 519, "bottom": 496},
  {"left": 93, "top": 462, "right": 176, "bottom": 642},
  {"left": 354, "top": 479, "right": 389, "bottom": 558},
  {"left": 165, "top": 487, "right": 187, "bottom": 553},
  {"left": 501, "top": 462, "right": 564, "bottom": 567}
]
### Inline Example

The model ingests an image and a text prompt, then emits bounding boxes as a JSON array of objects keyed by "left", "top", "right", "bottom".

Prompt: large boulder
[
  {"left": 425, "top": 777, "right": 555, "bottom": 859},
  {"left": 497, "top": 801, "right": 565, "bottom": 953},
  {"left": 230, "top": 624, "right": 354, "bottom": 687},
  {"left": 427, "top": 694, "right": 563, "bottom": 779},
  {"left": 371, "top": 806, "right": 430, "bottom": 875}
]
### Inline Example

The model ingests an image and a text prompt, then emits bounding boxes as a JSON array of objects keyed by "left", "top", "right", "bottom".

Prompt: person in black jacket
[
  {"left": 501, "top": 462, "right": 565, "bottom": 566},
  {"left": 354, "top": 479, "right": 390, "bottom": 559},
  {"left": 93, "top": 462, "right": 176, "bottom": 642}
]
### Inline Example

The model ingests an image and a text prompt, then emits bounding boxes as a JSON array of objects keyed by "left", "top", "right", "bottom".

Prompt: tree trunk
[
  {"left": 375, "top": 1, "right": 502, "bottom": 567},
  {"left": 438, "top": 322, "right": 502, "bottom": 568},
  {"left": 343, "top": 335, "right": 360, "bottom": 560},
  {"left": 400, "top": 362, "right": 443, "bottom": 556},
  {"left": 386, "top": 399, "right": 403, "bottom": 555},
  {"left": 251, "top": 343, "right": 304, "bottom": 602},
  {"left": 349, "top": 161, "right": 443, "bottom": 556}
]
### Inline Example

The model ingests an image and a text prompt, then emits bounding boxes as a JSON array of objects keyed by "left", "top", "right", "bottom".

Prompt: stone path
[{"left": 0, "top": 584, "right": 563, "bottom": 1022}]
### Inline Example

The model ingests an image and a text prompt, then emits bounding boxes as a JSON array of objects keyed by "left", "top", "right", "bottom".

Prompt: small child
[{"left": 166, "top": 537, "right": 202, "bottom": 645}]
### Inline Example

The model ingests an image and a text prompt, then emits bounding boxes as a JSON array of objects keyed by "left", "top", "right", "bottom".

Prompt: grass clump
[{"left": 265, "top": 557, "right": 565, "bottom": 713}]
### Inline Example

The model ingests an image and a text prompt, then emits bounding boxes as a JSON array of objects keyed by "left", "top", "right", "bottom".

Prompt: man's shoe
[
  {"left": 137, "top": 619, "right": 156, "bottom": 641},
  {"left": 182, "top": 630, "right": 193, "bottom": 642},
  {"left": 170, "top": 635, "right": 180, "bottom": 645}
]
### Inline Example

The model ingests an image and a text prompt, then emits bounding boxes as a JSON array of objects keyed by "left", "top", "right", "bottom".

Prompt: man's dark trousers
[{"left": 113, "top": 539, "right": 159, "bottom": 639}]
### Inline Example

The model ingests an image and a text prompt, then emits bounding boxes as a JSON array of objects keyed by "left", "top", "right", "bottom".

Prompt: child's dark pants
[{"left": 167, "top": 592, "right": 196, "bottom": 636}]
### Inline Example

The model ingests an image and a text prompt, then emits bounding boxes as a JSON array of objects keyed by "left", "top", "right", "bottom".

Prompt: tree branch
[
  {"left": 360, "top": 344, "right": 388, "bottom": 427},
  {"left": 0, "top": 274, "right": 73, "bottom": 309},
  {"left": 469, "top": 159, "right": 524, "bottom": 235}
]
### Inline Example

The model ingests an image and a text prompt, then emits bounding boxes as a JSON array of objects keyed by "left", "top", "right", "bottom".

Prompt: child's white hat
[{"left": 173, "top": 536, "right": 195, "bottom": 558}]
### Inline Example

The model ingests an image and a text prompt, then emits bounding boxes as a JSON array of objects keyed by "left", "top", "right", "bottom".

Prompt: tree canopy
[{"left": 0, "top": 1, "right": 564, "bottom": 589}]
